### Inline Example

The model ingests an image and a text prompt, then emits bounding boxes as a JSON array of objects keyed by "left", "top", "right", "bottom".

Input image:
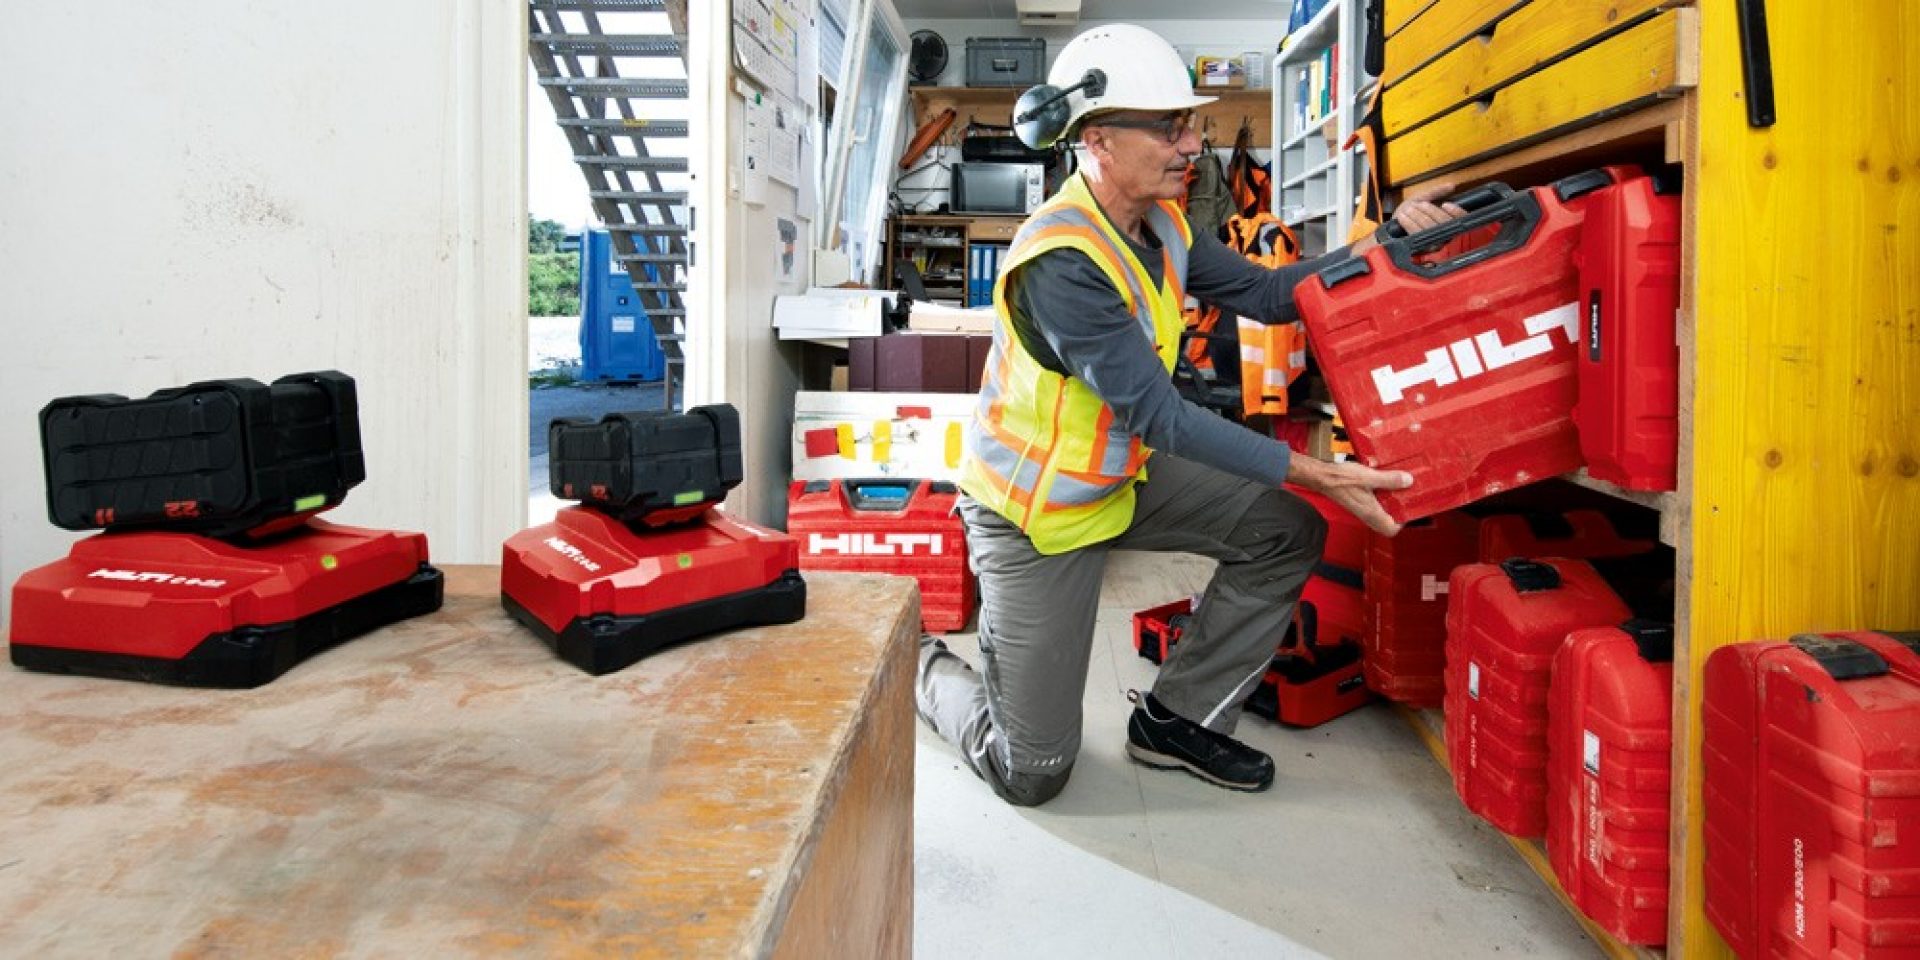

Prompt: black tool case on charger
[
  {"left": 40, "top": 370, "right": 364, "bottom": 538},
  {"left": 547, "top": 404, "right": 743, "bottom": 525}
]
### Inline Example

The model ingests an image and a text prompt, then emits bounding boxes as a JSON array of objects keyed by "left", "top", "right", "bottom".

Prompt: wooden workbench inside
[{"left": 0, "top": 566, "right": 918, "bottom": 958}]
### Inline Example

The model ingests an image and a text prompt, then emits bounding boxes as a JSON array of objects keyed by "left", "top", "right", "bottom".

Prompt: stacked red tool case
[{"left": 788, "top": 478, "right": 975, "bottom": 633}]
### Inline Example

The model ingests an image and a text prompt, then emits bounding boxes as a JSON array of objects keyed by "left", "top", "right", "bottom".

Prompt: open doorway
[{"left": 525, "top": 0, "right": 696, "bottom": 521}]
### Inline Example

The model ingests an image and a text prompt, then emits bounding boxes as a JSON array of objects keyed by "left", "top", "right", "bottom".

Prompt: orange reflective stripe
[
  {"left": 1037, "top": 225, "right": 1140, "bottom": 314},
  {"left": 979, "top": 405, "right": 1031, "bottom": 454},
  {"left": 969, "top": 455, "right": 1035, "bottom": 511}
]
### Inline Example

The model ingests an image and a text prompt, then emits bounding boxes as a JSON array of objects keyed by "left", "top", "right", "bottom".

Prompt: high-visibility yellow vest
[{"left": 959, "top": 172, "right": 1193, "bottom": 555}]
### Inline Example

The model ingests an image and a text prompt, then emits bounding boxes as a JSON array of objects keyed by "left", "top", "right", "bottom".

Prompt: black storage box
[
  {"left": 548, "top": 404, "right": 742, "bottom": 524},
  {"left": 965, "top": 38, "right": 1046, "bottom": 88},
  {"left": 40, "top": 371, "right": 364, "bottom": 537}
]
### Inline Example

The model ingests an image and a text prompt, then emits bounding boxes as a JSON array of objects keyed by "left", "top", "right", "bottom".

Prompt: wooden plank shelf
[{"left": 1560, "top": 469, "right": 1685, "bottom": 547}]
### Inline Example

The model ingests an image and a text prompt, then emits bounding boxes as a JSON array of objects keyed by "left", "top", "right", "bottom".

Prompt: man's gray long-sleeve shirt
[{"left": 1005, "top": 217, "right": 1346, "bottom": 488}]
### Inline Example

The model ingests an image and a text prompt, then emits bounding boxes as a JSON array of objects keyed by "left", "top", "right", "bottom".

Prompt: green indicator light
[
  {"left": 294, "top": 494, "right": 326, "bottom": 512},
  {"left": 673, "top": 490, "right": 704, "bottom": 506},
  {"left": 320, "top": 554, "right": 339, "bottom": 571},
  {"left": 677, "top": 554, "right": 693, "bottom": 569}
]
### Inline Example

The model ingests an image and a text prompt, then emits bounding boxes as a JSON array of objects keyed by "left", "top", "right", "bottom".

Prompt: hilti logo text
[
  {"left": 807, "top": 533, "right": 945, "bottom": 556},
  {"left": 1369, "top": 303, "right": 1579, "bottom": 405},
  {"left": 1793, "top": 837, "right": 1807, "bottom": 938},
  {"left": 87, "top": 568, "right": 228, "bottom": 589},
  {"left": 1420, "top": 575, "right": 1449, "bottom": 602},
  {"left": 544, "top": 537, "right": 602, "bottom": 573}
]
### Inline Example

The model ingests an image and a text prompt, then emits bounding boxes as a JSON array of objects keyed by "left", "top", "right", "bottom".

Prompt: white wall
[
  {"left": 903, "top": 18, "right": 1285, "bottom": 88},
  {"left": 0, "top": 1, "right": 527, "bottom": 623},
  {"left": 688, "top": 3, "right": 811, "bottom": 528}
]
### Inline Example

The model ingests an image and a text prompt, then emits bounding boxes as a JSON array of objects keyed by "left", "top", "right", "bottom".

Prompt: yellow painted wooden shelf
[{"left": 1379, "top": 1, "right": 1920, "bottom": 956}]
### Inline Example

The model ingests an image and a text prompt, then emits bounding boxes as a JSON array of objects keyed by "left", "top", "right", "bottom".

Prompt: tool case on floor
[
  {"left": 1574, "top": 171, "right": 1683, "bottom": 492},
  {"left": 1133, "top": 597, "right": 1196, "bottom": 665},
  {"left": 787, "top": 478, "right": 975, "bottom": 633},
  {"left": 1244, "top": 602, "right": 1371, "bottom": 728},
  {"left": 1295, "top": 170, "right": 1627, "bottom": 522},
  {"left": 547, "top": 404, "right": 742, "bottom": 526},
  {"left": 40, "top": 370, "right": 364, "bottom": 538},
  {"left": 1703, "top": 630, "right": 1920, "bottom": 958},
  {"left": 1443, "top": 557, "right": 1632, "bottom": 837},
  {"left": 1547, "top": 620, "right": 1675, "bottom": 947}
]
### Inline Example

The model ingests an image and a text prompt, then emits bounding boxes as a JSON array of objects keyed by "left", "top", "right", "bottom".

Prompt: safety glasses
[{"left": 1086, "top": 110, "right": 1196, "bottom": 146}]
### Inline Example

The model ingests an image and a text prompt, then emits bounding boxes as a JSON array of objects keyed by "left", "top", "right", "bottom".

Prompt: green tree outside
[{"left": 529, "top": 217, "right": 579, "bottom": 317}]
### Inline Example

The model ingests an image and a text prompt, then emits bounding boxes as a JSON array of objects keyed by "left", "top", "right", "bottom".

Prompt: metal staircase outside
[{"left": 529, "top": 0, "right": 692, "bottom": 407}]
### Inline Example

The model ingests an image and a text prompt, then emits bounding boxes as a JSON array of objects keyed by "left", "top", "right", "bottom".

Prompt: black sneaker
[{"left": 1125, "top": 690, "right": 1275, "bottom": 792}]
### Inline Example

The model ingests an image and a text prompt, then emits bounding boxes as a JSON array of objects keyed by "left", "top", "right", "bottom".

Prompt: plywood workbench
[{"left": 0, "top": 566, "right": 917, "bottom": 958}]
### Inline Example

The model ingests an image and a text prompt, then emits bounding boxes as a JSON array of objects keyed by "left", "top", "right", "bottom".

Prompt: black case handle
[
  {"left": 1621, "top": 619, "right": 1675, "bottom": 663},
  {"left": 1379, "top": 182, "right": 1516, "bottom": 241},
  {"left": 1499, "top": 558, "right": 1561, "bottom": 593},
  {"left": 842, "top": 478, "right": 921, "bottom": 511},
  {"left": 1790, "top": 633, "right": 1890, "bottom": 680},
  {"left": 1380, "top": 186, "right": 1541, "bottom": 280}
]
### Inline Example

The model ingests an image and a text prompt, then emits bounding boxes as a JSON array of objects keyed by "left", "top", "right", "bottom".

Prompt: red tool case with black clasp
[
  {"left": 788, "top": 478, "right": 974, "bottom": 633},
  {"left": 1703, "top": 630, "right": 1920, "bottom": 958},
  {"left": 1296, "top": 170, "right": 1627, "bottom": 522},
  {"left": 1547, "top": 620, "right": 1676, "bottom": 947},
  {"left": 1443, "top": 557, "right": 1631, "bottom": 837}
]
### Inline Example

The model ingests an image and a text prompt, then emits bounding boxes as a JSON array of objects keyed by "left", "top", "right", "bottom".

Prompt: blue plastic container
[{"left": 578, "top": 230, "right": 666, "bottom": 383}]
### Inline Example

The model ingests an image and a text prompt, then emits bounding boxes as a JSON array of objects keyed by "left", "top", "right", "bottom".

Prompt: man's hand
[
  {"left": 1348, "top": 181, "right": 1469, "bottom": 256},
  {"left": 1285, "top": 455, "right": 1414, "bottom": 537},
  {"left": 1391, "top": 180, "right": 1468, "bottom": 234}
]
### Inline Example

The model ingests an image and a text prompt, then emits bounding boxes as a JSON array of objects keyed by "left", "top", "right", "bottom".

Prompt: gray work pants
[{"left": 917, "top": 453, "right": 1327, "bottom": 806}]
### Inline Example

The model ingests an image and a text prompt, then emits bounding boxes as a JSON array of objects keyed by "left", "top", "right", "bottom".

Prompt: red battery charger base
[
  {"left": 7, "top": 519, "right": 443, "bottom": 688},
  {"left": 501, "top": 506, "right": 806, "bottom": 676}
]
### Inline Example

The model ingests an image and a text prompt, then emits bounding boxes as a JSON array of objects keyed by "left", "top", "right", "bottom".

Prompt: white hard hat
[{"left": 1051, "top": 24, "right": 1214, "bottom": 136}]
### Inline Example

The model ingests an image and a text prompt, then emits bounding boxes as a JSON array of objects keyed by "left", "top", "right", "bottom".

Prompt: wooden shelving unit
[
  {"left": 1376, "top": 1, "right": 1920, "bottom": 956},
  {"left": 1271, "top": 0, "right": 1369, "bottom": 254},
  {"left": 906, "top": 85, "right": 1274, "bottom": 150}
]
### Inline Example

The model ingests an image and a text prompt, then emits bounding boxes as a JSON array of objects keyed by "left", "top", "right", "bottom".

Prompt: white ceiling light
[{"left": 1015, "top": 0, "right": 1081, "bottom": 27}]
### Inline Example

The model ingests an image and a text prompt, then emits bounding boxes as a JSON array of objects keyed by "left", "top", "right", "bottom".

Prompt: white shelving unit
[{"left": 1270, "top": 0, "right": 1372, "bottom": 256}]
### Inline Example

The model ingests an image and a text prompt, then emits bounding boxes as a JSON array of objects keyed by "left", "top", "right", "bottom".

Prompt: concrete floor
[{"left": 911, "top": 551, "right": 1599, "bottom": 959}]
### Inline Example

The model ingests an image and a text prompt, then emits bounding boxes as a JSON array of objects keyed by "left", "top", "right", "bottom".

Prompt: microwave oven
[{"left": 950, "top": 162, "right": 1046, "bottom": 215}]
